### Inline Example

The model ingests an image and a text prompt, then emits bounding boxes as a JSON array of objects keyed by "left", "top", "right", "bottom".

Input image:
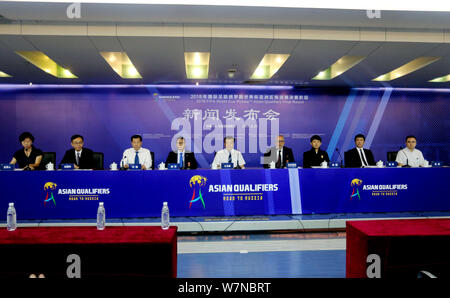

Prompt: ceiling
[
  {"left": 1, "top": 2, "right": 450, "bottom": 28},
  {"left": 0, "top": 2, "right": 449, "bottom": 87}
]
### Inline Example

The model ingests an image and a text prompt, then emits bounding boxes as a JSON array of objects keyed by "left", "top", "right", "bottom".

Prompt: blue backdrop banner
[{"left": 0, "top": 85, "right": 448, "bottom": 168}]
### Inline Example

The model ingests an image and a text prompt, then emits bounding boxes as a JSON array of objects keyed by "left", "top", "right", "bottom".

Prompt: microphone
[
  {"left": 120, "top": 155, "right": 127, "bottom": 170},
  {"left": 336, "top": 148, "right": 344, "bottom": 168},
  {"left": 401, "top": 149, "right": 411, "bottom": 168},
  {"left": 234, "top": 154, "right": 242, "bottom": 170}
]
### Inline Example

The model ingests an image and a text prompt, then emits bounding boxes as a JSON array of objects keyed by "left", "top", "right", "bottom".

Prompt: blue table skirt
[{"left": 0, "top": 167, "right": 448, "bottom": 219}]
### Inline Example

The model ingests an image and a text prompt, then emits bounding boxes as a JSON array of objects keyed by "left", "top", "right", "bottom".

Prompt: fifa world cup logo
[
  {"left": 350, "top": 179, "right": 362, "bottom": 200},
  {"left": 44, "top": 182, "right": 57, "bottom": 205},
  {"left": 189, "top": 175, "right": 207, "bottom": 209}
]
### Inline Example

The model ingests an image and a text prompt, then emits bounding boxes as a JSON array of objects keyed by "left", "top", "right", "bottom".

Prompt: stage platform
[{"left": 1, "top": 211, "right": 449, "bottom": 234}]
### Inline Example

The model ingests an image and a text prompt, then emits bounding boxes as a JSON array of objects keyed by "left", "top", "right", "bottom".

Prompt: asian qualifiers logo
[
  {"left": 350, "top": 179, "right": 363, "bottom": 200},
  {"left": 44, "top": 182, "right": 58, "bottom": 206},
  {"left": 189, "top": 175, "right": 207, "bottom": 209}
]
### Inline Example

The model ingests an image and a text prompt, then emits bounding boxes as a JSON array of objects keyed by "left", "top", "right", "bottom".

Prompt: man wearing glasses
[
  {"left": 396, "top": 135, "right": 426, "bottom": 167},
  {"left": 165, "top": 136, "right": 198, "bottom": 169},
  {"left": 263, "top": 135, "right": 295, "bottom": 168},
  {"left": 60, "top": 134, "right": 95, "bottom": 169}
]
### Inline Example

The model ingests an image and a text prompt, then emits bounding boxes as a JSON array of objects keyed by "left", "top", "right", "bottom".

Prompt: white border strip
[
  {"left": 288, "top": 169, "right": 302, "bottom": 214},
  {"left": 5, "top": 1, "right": 450, "bottom": 12}
]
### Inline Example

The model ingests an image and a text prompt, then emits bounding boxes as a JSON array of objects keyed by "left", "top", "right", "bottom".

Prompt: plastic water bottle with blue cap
[
  {"left": 7, "top": 203, "right": 17, "bottom": 231},
  {"left": 97, "top": 202, "right": 105, "bottom": 230},
  {"left": 161, "top": 202, "right": 170, "bottom": 230}
]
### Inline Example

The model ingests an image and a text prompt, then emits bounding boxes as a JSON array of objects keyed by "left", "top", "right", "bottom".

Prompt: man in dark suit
[
  {"left": 60, "top": 134, "right": 95, "bottom": 169},
  {"left": 303, "top": 135, "right": 330, "bottom": 168},
  {"left": 263, "top": 135, "right": 295, "bottom": 168},
  {"left": 345, "top": 134, "right": 376, "bottom": 168},
  {"left": 165, "top": 137, "right": 198, "bottom": 169}
]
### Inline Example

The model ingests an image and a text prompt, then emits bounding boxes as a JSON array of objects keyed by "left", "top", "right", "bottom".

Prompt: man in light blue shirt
[
  {"left": 212, "top": 136, "right": 245, "bottom": 169},
  {"left": 121, "top": 135, "right": 152, "bottom": 170},
  {"left": 396, "top": 135, "right": 426, "bottom": 167}
]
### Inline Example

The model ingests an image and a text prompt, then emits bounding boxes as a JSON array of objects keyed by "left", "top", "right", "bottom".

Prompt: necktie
[
  {"left": 276, "top": 150, "right": 282, "bottom": 168},
  {"left": 179, "top": 152, "right": 183, "bottom": 168},
  {"left": 228, "top": 151, "right": 232, "bottom": 163},
  {"left": 359, "top": 149, "right": 368, "bottom": 166},
  {"left": 76, "top": 152, "right": 80, "bottom": 166},
  {"left": 134, "top": 151, "right": 140, "bottom": 165}
]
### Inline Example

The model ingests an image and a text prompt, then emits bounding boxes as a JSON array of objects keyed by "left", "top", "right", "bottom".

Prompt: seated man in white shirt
[
  {"left": 212, "top": 136, "right": 245, "bottom": 169},
  {"left": 121, "top": 135, "right": 153, "bottom": 170},
  {"left": 396, "top": 135, "right": 426, "bottom": 167}
]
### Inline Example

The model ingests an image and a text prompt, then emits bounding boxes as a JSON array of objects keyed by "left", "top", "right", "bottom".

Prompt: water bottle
[
  {"left": 161, "top": 202, "right": 170, "bottom": 230},
  {"left": 7, "top": 203, "right": 17, "bottom": 231},
  {"left": 97, "top": 202, "right": 105, "bottom": 230}
]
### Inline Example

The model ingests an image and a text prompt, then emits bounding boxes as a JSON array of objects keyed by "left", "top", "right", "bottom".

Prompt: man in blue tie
[
  {"left": 165, "top": 137, "right": 198, "bottom": 169},
  {"left": 60, "top": 135, "right": 95, "bottom": 169},
  {"left": 121, "top": 135, "right": 153, "bottom": 170},
  {"left": 212, "top": 136, "right": 246, "bottom": 169}
]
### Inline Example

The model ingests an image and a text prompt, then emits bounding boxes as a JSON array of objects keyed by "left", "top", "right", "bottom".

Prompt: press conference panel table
[
  {"left": 0, "top": 167, "right": 448, "bottom": 220},
  {"left": 0, "top": 226, "right": 177, "bottom": 278}
]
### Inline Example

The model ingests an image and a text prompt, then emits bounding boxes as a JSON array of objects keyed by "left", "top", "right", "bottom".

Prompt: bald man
[{"left": 263, "top": 135, "right": 295, "bottom": 168}]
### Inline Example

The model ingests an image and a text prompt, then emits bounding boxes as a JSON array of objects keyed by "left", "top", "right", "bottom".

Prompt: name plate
[
  {"left": 221, "top": 163, "right": 234, "bottom": 169},
  {"left": 168, "top": 163, "right": 180, "bottom": 170},
  {"left": 330, "top": 162, "right": 340, "bottom": 168},
  {"left": 386, "top": 161, "right": 397, "bottom": 168},
  {"left": 287, "top": 162, "right": 298, "bottom": 168},
  {"left": 0, "top": 164, "right": 14, "bottom": 171},
  {"left": 431, "top": 161, "right": 442, "bottom": 167},
  {"left": 61, "top": 164, "right": 74, "bottom": 170},
  {"left": 129, "top": 164, "right": 141, "bottom": 170}
]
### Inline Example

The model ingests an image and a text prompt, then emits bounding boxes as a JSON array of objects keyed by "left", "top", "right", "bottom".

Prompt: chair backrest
[
  {"left": 40, "top": 152, "right": 56, "bottom": 170},
  {"left": 387, "top": 151, "right": 398, "bottom": 162},
  {"left": 93, "top": 152, "right": 104, "bottom": 170},
  {"left": 151, "top": 151, "right": 155, "bottom": 170}
]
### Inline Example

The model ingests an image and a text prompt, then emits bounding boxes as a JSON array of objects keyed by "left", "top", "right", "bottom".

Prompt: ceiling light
[
  {"left": 373, "top": 57, "right": 440, "bottom": 81},
  {"left": 250, "top": 54, "right": 290, "bottom": 80},
  {"left": 0, "top": 71, "right": 12, "bottom": 77},
  {"left": 185, "top": 52, "right": 210, "bottom": 79},
  {"left": 312, "top": 56, "right": 365, "bottom": 80},
  {"left": 428, "top": 74, "right": 450, "bottom": 83},
  {"left": 100, "top": 52, "right": 142, "bottom": 79},
  {"left": 227, "top": 69, "right": 237, "bottom": 78},
  {"left": 15, "top": 51, "right": 78, "bottom": 78}
]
